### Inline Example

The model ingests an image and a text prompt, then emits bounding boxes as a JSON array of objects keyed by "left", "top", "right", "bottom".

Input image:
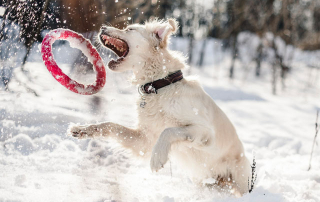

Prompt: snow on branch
[
  {"left": 248, "top": 155, "right": 257, "bottom": 193},
  {"left": 308, "top": 110, "right": 319, "bottom": 171}
]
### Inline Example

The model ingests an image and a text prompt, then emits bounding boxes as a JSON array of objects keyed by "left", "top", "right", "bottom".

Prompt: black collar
[{"left": 139, "top": 70, "right": 183, "bottom": 94}]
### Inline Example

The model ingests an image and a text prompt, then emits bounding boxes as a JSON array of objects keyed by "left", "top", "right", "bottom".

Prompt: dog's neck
[{"left": 132, "top": 49, "right": 186, "bottom": 85}]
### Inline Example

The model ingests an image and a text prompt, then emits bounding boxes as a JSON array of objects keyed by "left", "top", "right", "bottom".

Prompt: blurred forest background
[{"left": 0, "top": 0, "right": 320, "bottom": 95}]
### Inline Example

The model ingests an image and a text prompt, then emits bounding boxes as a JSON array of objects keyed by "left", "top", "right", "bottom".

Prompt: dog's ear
[
  {"left": 155, "top": 25, "right": 171, "bottom": 41},
  {"left": 155, "top": 18, "right": 178, "bottom": 48}
]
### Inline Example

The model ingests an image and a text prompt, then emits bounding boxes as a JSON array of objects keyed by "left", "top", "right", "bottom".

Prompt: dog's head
[{"left": 99, "top": 19, "right": 178, "bottom": 73}]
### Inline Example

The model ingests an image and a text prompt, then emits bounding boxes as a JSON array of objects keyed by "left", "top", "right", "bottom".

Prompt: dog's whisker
[{"left": 102, "top": 21, "right": 113, "bottom": 27}]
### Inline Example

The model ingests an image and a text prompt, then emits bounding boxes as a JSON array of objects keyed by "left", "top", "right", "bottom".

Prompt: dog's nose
[{"left": 100, "top": 26, "right": 109, "bottom": 33}]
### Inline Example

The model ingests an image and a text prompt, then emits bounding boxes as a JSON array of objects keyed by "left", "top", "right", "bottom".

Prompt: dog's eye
[{"left": 126, "top": 28, "right": 135, "bottom": 31}]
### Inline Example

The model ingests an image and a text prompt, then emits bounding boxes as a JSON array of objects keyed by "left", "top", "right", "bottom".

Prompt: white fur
[{"left": 68, "top": 19, "right": 251, "bottom": 195}]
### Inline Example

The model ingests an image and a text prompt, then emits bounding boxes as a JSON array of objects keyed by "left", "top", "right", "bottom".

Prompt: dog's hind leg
[
  {"left": 68, "top": 122, "right": 147, "bottom": 155},
  {"left": 150, "top": 125, "right": 213, "bottom": 172}
]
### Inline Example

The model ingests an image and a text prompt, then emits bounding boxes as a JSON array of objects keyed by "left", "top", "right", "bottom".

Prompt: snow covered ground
[{"left": 1, "top": 38, "right": 320, "bottom": 202}]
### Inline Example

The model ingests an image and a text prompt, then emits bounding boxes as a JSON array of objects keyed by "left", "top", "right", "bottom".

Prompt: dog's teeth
[{"left": 105, "top": 40, "right": 108, "bottom": 45}]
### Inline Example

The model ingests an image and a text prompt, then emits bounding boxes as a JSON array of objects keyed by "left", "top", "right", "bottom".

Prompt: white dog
[{"left": 68, "top": 19, "right": 251, "bottom": 195}]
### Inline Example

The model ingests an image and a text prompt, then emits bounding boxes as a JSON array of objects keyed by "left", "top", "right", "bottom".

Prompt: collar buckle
[
  {"left": 139, "top": 84, "right": 157, "bottom": 94},
  {"left": 138, "top": 85, "right": 146, "bottom": 95}
]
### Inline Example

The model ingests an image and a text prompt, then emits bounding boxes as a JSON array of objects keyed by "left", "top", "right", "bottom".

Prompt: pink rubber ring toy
[{"left": 41, "top": 28, "right": 106, "bottom": 95}]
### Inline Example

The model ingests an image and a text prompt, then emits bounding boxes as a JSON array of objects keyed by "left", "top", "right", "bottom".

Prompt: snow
[
  {"left": 0, "top": 7, "right": 5, "bottom": 17},
  {"left": 1, "top": 37, "right": 320, "bottom": 202}
]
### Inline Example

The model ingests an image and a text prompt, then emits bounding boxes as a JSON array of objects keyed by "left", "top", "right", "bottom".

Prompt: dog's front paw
[
  {"left": 150, "top": 145, "right": 169, "bottom": 172},
  {"left": 67, "top": 123, "right": 99, "bottom": 139}
]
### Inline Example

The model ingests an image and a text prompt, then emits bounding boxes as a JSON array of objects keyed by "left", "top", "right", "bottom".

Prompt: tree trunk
[
  {"left": 272, "top": 38, "right": 288, "bottom": 91},
  {"left": 271, "top": 63, "right": 277, "bottom": 95},
  {"left": 271, "top": 38, "right": 281, "bottom": 95},
  {"left": 229, "top": 35, "right": 237, "bottom": 79},
  {"left": 255, "top": 43, "right": 263, "bottom": 77},
  {"left": 198, "top": 39, "right": 207, "bottom": 67},
  {"left": 188, "top": 36, "right": 194, "bottom": 65}
]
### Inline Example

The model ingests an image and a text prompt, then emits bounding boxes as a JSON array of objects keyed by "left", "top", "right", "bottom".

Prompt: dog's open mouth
[{"left": 100, "top": 34, "right": 129, "bottom": 70}]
